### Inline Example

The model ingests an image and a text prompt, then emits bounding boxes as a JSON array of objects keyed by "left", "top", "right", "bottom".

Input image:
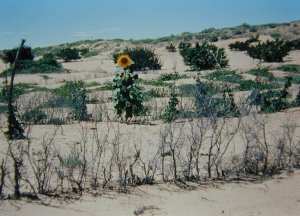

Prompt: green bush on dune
[
  {"left": 0, "top": 46, "right": 63, "bottom": 77},
  {"left": 179, "top": 41, "right": 228, "bottom": 71},
  {"left": 112, "top": 47, "right": 162, "bottom": 71}
]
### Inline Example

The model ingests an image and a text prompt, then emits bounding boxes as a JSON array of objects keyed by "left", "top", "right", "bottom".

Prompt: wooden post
[{"left": 7, "top": 39, "right": 26, "bottom": 140}]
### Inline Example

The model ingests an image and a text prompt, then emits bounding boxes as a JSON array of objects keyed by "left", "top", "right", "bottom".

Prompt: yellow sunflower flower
[{"left": 117, "top": 54, "right": 132, "bottom": 68}]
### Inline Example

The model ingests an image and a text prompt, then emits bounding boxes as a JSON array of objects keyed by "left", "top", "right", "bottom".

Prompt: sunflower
[{"left": 117, "top": 54, "right": 132, "bottom": 68}]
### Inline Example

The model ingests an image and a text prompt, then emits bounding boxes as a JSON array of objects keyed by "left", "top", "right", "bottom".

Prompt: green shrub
[
  {"left": 57, "top": 48, "right": 81, "bottom": 62},
  {"left": 93, "top": 81, "right": 114, "bottom": 91},
  {"left": 0, "top": 46, "right": 34, "bottom": 64},
  {"left": 270, "top": 32, "right": 281, "bottom": 39},
  {"left": 229, "top": 41, "right": 249, "bottom": 51},
  {"left": 62, "top": 153, "right": 83, "bottom": 169},
  {"left": 0, "top": 105, "right": 7, "bottom": 114},
  {"left": 195, "top": 80, "right": 240, "bottom": 117},
  {"left": 291, "top": 76, "right": 300, "bottom": 84},
  {"left": 40, "top": 53, "right": 60, "bottom": 66},
  {"left": 205, "top": 70, "right": 243, "bottom": 83},
  {"left": 0, "top": 55, "right": 62, "bottom": 76},
  {"left": 166, "top": 43, "right": 176, "bottom": 52},
  {"left": 247, "top": 39, "right": 292, "bottom": 62},
  {"left": 278, "top": 64, "right": 300, "bottom": 73},
  {"left": 229, "top": 35, "right": 260, "bottom": 51},
  {"left": 112, "top": 47, "right": 162, "bottom": 71},
  {"left": 0, "top": 83, "right": 35, "bottom": 102},
  {"left": 145, "top": 87, "right": 168, "bottom": 99},
  {"left": 220, "top": 34, "right": 232, "bottom": 40},
  {"left": 290, "top": 38, "right": 300, "bottom": 50},
  {"left": 139, "top": 78, "right": 172, "bottom": 87},
  {"left": 21, "top": 108, "right": 47, "bottom": 124},
  {"left": 248, "top": 77, "right": 292, "bottom": 113},
  {"left": 266, "top": 23, "right": 279, "bottom": 28},
  {"left": 163, "top": 87, "right": 179, "bottom": 122},
  {"left": 249, "top": 26, "right": 258, "bottom": 32},
  {"left": 209, "top": 35, "right": 219, "bottom": 42},
  {"left": 79, "top": 48, "right": 89, "bottom": 56},
  {"left": 179, "top": 41, "right": 229, "bottom": 71},
  {"left": 201, "top": 28, "right": 216, "bottom": 33},
  {"left": 178, "top": 41, "right": 192, "bottom": 56},
  {"left": 179, "top": 82, "right": 220, "bottom": 97},
  {"left": 53, "top": 81, "right": 90, "bottom": 121}
]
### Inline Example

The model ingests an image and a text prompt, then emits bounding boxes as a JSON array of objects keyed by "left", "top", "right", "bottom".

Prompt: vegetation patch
[
  {"left": 0, "top": 83, "right": 39, "bottom": 102},
  {"left": 57, "top": 47, "right": 81, "bottom": 62},
  {"left": 248, "top": 67, "right": 275, "bottom": 81},
  {"left": 157, "top": 72, "right": 187, "bottom": 81},
  {"left": 236, "top": 80, "right": 281, "bottom": 91},
  {"left": 113, "top": 47, "right": 162, "bottom": 71},
  {"left": 179, "top": 82, "right": 220, "bottom": 97},
  {"left": 229, "top": 35, "right": 260, "bottom": 51},
  {"left": 179, "top": 41, "right": 228, "bottom": 71},
  {"left": 144, "top": 87, "right": 168, "bottom": 99},
  {"left": 278, "top": 64, "right": 300, "bottom": 74},
  {"left": 247, "top": 39, "right": 292, "bottom": 62},
  {"left": 205, "top": 70, "right": 243, "bottom": 83},
  {"left": 247, "top": 77, "right": 292, "bottom": 113}
]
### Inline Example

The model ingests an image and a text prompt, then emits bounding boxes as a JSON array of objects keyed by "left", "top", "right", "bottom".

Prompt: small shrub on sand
[
  {"left": 179, "top": 41, "right": 228, "bottom": 71},
  {"left": 113, "top": 47, "right": 162, "bottom": 71}
]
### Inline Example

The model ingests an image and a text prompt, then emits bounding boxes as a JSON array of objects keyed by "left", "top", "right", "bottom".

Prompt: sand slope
[{"left": 1, "top": 170, "right": 300, "bottom": 216}]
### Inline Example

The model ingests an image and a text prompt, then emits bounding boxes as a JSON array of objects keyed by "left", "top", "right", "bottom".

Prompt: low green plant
[
  {"left": 205, "top": 70, "right": 243, "bottom": 83},
  {"left": 21, "top": 107, "right": 47, "bottom": 124},
  {"left": 158, "top": 72, "right": 187, "bottom": 81},
  {"left": 52, "top": 81, "right": 90, "bottom": 121},
  {"left": 278, "top": 64, "right": 300, "bottom": 73},
  {"left": 0, "top": 83, "right": 36, "bottom": 102},
  {"left": 179, "top": 82, "right": 220, "bottom": 97},
  {"left": 291, "top": 76, "right": 300, "bottom": 84},
  {"left": 237, "top": 80, "right": 280, "bottom": 91},
  {"left": 248, "top": 67, "right": 275, "bottom": 81},
  {"left": 145, "top": 87, "right": 168, "bottom": 99},
  {"left": 62, "top": 153, "right": 83, "bottom": 169},
  {"left": 195, "top": 79, "right": 240, "bottom": 117},
  {"left": 166, "top": 43, "right": 176, "bottom": 52},
  {"left": 163, "top": 86, "right": 179, "bottom": 122},
  {"left": 0, "top": 105, "right": 7, "bottom": 114}
]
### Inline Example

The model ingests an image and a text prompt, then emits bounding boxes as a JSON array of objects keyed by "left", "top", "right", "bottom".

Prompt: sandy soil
[
  {"left": 1, "top": 170, "right": 300, "bottom": 216},
  {"left": 0, "top": 37, "right": 300, "bottom": 215}
]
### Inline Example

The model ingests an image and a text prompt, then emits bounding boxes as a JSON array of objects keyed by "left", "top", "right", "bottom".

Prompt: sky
[{"left": 1, "top": 0, "right": 300, "bottom": 49}]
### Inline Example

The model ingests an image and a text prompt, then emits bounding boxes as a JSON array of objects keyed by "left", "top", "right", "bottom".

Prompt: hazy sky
[{"left": 1, "top": 0, "right": 300, "bottom": 49}]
